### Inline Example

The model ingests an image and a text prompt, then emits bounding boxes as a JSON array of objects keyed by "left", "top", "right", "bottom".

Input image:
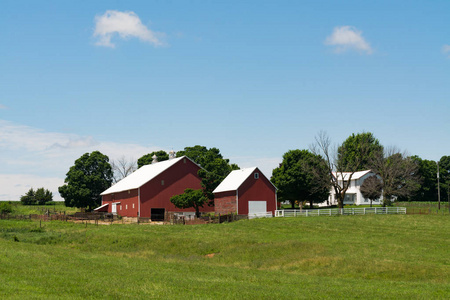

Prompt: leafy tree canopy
[
  {"left": 137, "top": 151, "right": 169, "bottom": 168},
  {"left": 58, "top": 151, "right": 113, "bottom": 210},
  {"left": 410, "top": 156, "right": 437, "bottom": 201},
  {"left": 177, "top": 145, "right": 239, "bottom": 200},
  {"left": 338, "top": 132, "right": 383, "bottom": 171},
  {"left": 170, "top": 188, "right": 206, "bottom": 218},
  {"left": 271, "top": 149, "right": 330, "bottom": 208},
  {"left": 20, "top": 187, "right": 53, "bottom": 205}
]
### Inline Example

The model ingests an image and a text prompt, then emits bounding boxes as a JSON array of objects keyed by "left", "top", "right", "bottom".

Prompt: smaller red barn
[{"left": 213, "top": 167, "right": 277, "bottom": 217}]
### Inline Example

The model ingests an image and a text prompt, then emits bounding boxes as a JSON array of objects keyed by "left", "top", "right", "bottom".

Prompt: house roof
[
  {"left": 101, "top": 156, "right": 191, "bottom": 195},
  {"left": 333, "top": 170, "right": 372, "bottom": 180}
]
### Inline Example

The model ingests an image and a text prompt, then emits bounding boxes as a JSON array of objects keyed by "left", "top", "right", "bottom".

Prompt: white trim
[{"left": 93, "top": 203, "right": 109, "bottom": 211}]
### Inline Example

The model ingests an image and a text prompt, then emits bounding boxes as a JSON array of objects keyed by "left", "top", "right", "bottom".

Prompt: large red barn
[
  {"left": 213, "top": 167, "right": 277, "bottom": 217},
  {"left": 99, "top": 156, "right": 214, "bottom": 220}
]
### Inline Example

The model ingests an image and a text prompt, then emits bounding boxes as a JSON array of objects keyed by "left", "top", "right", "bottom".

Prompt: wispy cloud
[
  {"left": 325, "top": 26, "right": 373, "bottom": 54},
  {"left": 442, "top": 45, "right": 450, "bottom": 58},
  {"left": 0, "top": 120, "right": 167, "bottom": 200},
  {"left": 93, "top": 10, "right": 165, "bottom": 48}
]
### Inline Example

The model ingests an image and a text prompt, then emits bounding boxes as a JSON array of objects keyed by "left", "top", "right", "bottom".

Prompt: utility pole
[{"left": 437, "top": 161, "right": 440, "bottom": 210}]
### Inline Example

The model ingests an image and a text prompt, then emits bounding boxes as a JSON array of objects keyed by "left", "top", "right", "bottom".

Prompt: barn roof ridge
[{"left": 101, "top": 155, "right": 196, "bottom": 195}]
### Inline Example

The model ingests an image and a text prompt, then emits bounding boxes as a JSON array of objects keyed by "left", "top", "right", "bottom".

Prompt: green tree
[
  {"left": 338, "top": 132, "right": 383, "bottom": 171},
  {"left": 271, "top": 149, "right": 330, "bottom": 209},
  {"left": 360, "top": 175, "right": 382, "bottom": 207},
  {"left": 170, "top": 146, "right": 239, "bottom": 214},
  {"left": 410, "top": 156, "right": 437, "bottom": 201},
  {"left": 177, "top": 145, "right": 239, "bottom": 201},
  {"left": 439, "top": 156, "right": 450, "bottom": 205},
  {"left": 137, "top": 151, "right": 169, "bottom": 168},
  {"left": 170, "top": 188, "right": 207, "bottom": 218},
  {"left": 34, "top": 188, "right": 53, "bottom": 205},
  {"left": 20, "top": 188, "right": 36, "bottom": 205},
  {"left": 58, "top": 151, "right": 113, "bottom": 210}
]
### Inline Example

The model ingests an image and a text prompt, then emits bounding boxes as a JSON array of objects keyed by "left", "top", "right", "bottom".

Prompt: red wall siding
[
  {"left": 101, "top": 189, "right": 139, "bottom": 217},
  {"left": 237, "top": 168, "right": 277, "bottom": 215},
  {"left": 214, "top": 191, "right": 237, "bottom": 214},
  {"left": 139, "top": 158, "right": 214, "bottom": 218}
]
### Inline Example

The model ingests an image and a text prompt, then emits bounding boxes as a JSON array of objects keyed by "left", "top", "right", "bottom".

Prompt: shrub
[{"left": 0, "top": 202, "right": 13, "bottom": 214}]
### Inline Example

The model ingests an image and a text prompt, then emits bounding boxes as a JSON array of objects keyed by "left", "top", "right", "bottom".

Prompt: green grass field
[{"left": 1, "top": 214, "right": 449, "bottom": 299}]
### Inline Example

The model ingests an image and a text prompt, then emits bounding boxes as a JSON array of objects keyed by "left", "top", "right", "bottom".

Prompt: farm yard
[{"left": 1, "top": 214, "right": 449, "bottom": 299}]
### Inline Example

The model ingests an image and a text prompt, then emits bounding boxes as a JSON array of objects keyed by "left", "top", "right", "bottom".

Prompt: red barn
[
  {"left": 99, "top": 156, "right": 214, "bottom": 220},
  {"left": 213, "top": 167, "right": 277, "bottom": 217}
]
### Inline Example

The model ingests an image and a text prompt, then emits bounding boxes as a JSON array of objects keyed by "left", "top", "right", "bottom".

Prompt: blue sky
[{"left": 1, "top": 0, "right": 449, "bottom": 200}]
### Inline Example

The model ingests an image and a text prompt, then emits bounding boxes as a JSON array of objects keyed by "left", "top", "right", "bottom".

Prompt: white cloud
[
  {"left": 93, "top": 10, "right": 165, "bottom": 48},
  {"left": 442, "top": 45, "right": 450, "bottom": 58},
  {"left": 0, "top": 120, "right": 166, "bottom": 200},
  {"left": 325, "top": 26, "right": 373, "bottom": 54}
]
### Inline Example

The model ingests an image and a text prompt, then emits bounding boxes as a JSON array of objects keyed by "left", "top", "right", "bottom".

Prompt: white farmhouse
[{"left": 327, "top": 170, "right": 383, "bottom": 206}]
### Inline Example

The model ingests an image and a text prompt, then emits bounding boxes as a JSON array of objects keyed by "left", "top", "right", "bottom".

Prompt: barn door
[
  {"left": 111, "top": 203, "right": 117, "bottom": 214},
  {"left": 248, "top": 201, "right": 267, "bottom": 219}
]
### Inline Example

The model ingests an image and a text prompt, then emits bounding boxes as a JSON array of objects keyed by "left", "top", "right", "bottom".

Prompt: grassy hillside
[{"left": 0, "top": 215, "right": 449, "bottom": 299}]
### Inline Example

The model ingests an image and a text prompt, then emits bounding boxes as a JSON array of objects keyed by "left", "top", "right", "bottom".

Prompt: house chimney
[
  {"left": 169, "top": 150, "right": 176, "bottom": 160},
  {"left": 152, "top": 154, "right": 158, "bottom": 164}
]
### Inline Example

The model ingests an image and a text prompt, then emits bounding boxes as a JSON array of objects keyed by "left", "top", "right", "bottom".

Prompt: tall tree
[
  {"left": 271, "top": 149, "right": 330, "bottom": 209},
  {"left": 338, "top": 132, "right": 383, "bottom": 171},
  {"left": 177, "top": 145, "right": 239, "bottom": 201},
  {"left": 111, "top": 156, "right": 137, "bottom": 183},
  {"left": 371, "top": 147, "right": 420, "bottom": 206},
  {"left": 137, "top": 151, "right": 169, "bottom": 168},
  {"left": 170, "top": 145, "right": 239, "bottom": 213},
  {"left": 439, "top": 156, "right": 450, "bottom": 205},
  {"left": 360, "top": 175, "right": 382, "bottom": 207},
  {"left": 59, "top": 151, "right": 113, "bottom": 210},
  {"left": 311, "top": 131, "right": 376, "bottom": 208},
  {"left": 410, "top": 156, "right": 437, "bottom": 201}
]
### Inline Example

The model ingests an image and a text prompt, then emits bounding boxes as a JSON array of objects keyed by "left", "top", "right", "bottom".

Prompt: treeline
[
  {"left": 53, "top": 133, "right": 448, "bottom": 211},
  {"left": 271, "top": 132, "right": 449, "bottom": 208}
]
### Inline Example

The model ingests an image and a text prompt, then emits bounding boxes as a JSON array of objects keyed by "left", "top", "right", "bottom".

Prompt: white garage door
[{"left": 248, "top": 201, "right": 267, "bottom": 219}]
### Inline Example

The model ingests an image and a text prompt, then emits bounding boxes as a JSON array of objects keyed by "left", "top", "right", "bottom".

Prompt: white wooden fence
[{"left": 275, "top": 207, "right": 406, "bottom": 218}]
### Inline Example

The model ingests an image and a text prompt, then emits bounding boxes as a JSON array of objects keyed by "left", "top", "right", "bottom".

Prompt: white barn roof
[
  {"left": 213, "top": 167, "right": 258, "bottom": 193},
  {"left": 101, "top": 156, "right": 189, "bottom": 195},
  {"left": 333, "top": 170, "right": 372, "bottom": 180}
]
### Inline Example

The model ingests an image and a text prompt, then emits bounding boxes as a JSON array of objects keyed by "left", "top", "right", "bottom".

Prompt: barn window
[
  {"left": 254, "top": 173, "right": 259, "bottom": 179},
  {"left": 128, "top": 190, "right": 131, "bottom": 194},
  {"left": 183, "top": 158, "right": 186, "bottom": 164},
  {"left": 111, "top": 194, "right": 115, "bottom": 200},
  {"left": 120, "top": 205, "right": 122, "bottom": 210},
  {"left": 132, "top": 203, "right": 135, "bottom": 209},
  {"left": 126, "top": 205, "right": 128, "bottom": 210},
  {"left": 161, "top": 180, "right": 165, "bottom": 186}
]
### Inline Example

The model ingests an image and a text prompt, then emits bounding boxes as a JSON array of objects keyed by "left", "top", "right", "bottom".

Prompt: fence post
[
  {"left": 329, "top": 209, "right": 331, "bottom": 216},
  {"left": 306, "top": 210, "right": 308, "bottom": 217},
  {"left": 364, "top": 208, "right": 366, "bottom": 215}
]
